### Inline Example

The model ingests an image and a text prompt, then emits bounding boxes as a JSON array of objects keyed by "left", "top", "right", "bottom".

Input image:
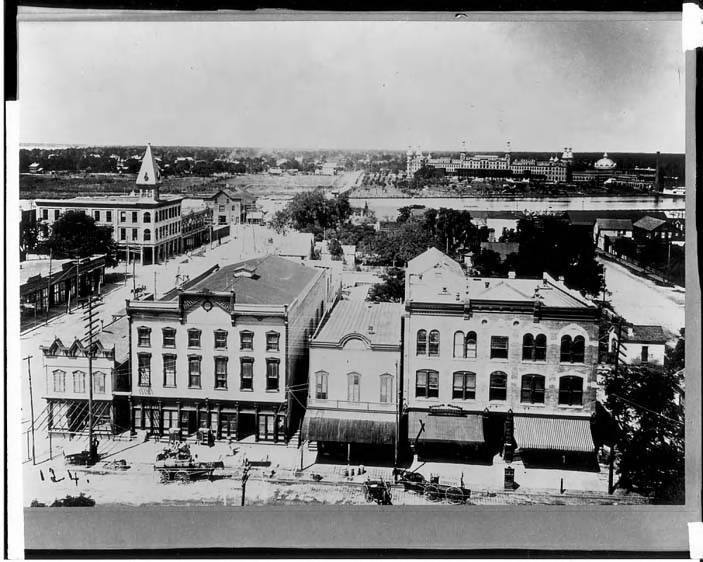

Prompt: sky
[{"left": 18, "top": 18, "right": 684, "bottom": 153}]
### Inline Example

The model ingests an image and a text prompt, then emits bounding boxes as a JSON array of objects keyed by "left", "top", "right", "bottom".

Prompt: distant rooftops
[
  {"left": 313, "top": 300, "right": 403, "bottom": 348},
  {"left": 633, "top": 216, "right": 667, "bottom": 231},
  {"left": 35, "top": 193, "right": 184, "bottom": 206},
  {"left": 594, "top": 218, "right": 633, "bottom": 231}
]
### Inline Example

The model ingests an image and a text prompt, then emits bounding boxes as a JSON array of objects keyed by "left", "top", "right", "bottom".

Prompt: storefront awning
[
  {"left": 514, "top": 415, "right": 595, "bottom": 453},
  {"left": 302, "top": 409, "right": 396, "bottom": 446},
  {"left": 407, "top": 411, "right": 485, "bottom": 445}
]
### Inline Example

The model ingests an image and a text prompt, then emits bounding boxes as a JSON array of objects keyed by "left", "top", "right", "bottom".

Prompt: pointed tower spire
[{"left": 136, "top": 143, "right": 161, "bottom": 200}]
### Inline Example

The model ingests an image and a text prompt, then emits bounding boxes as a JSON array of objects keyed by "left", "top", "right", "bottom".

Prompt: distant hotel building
[
  {"left": 406, "top": 145, "right": 574, "bottom": 182},
  {"left": 35, "top": 145, "right": 184, "bottom": 265},
  {"left": 403, "top": 248, "right": 599, "bottom": 462},
  {"left": 125, "top": 255, "right": 339, "bottom": 442}
]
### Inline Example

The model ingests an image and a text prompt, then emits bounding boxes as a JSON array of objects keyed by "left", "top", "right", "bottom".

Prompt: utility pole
[
  {"left": 241, "top": 462, "right": 250, "bottom": 506},
  {"left": 83, "top": 291, "right": 103, "bottom": 465},
  {"left": 153, "top": 270, "right": 157, "bottom": 299},
  {"left": 24, "top": 355, "right": 36, "bottom": 464},
  {"left": 394, "top": 360, "right": 400, "bottom": 470},
  {"left": 45, "top": 250, "right": 53, "bottom": 325},
  {"left": 125, "top": 244, "right": 129, "bottom": 286},
  {"left": 608, "top": 318, "right": 624, "bottom": 495},
  {"left": 132, "top": 254, "right": 137, "bottom": 297}
]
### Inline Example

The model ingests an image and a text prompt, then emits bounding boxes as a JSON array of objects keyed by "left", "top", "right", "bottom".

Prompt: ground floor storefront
[
  {"left": 46, "top": 398, "right": 115, "bottom": 435},
  {"left": 121, "top": 238, "right": 182, "bottom": 266},
  {"left": 129, "top": 397, "right": 288, "bottom": 443}
]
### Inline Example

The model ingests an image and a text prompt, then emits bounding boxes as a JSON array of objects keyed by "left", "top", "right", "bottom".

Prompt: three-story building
[{"left": 404, "top": 248, "right": 599, "bottom": 463}]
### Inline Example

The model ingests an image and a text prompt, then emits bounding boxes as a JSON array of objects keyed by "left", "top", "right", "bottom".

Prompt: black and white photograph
[{"left": 8, "top": 8, "right": 700, "bottom": 554}]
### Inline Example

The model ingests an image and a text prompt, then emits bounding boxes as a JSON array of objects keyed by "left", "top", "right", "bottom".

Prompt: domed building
[{"left": 594, "top": 152, "right": 616, "bottom": 170}]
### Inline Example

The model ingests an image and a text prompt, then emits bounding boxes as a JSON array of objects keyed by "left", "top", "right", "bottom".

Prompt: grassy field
[{"left": 20, "top": 172, "right": 354, "bottom": 200}]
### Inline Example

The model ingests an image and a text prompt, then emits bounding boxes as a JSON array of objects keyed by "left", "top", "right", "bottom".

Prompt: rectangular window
[
  {"left": 188, "top": 356, "right": 202, "bottom": 388},
  {"left": 42, "top": 209, "right": 48, "bottom": 220},
  {"left": 120, "top": 211, "right": 126, "bottom": 222},
  {"left": 219, "top": 205, "right": 225, "bottom": 212},
  {"left": 132, "top": 228, "right": 138, "bottom": 240},
  {"left": 266, "top": 332, "right": 280, "bottom": 352},
  {"left": 452, "top": 372, "right": 476, "bottom": 400},
  {"left": 489, "top": 372, "right": 508, "bottom": 401},
  {"left": 163, "top": 354, "right": 176, "bottom": 387},
  {"left": 132, "top": 211, "right": 138, "bottom": 223},
  {"left": 137, "top": 327, "right": 151, "bottom": 347},
  {"left": 188, "top": 329, "right": 201, "bottom": 348},
  {"left": 94, "top": 210, "right": 100, "bottom": 221},
  {"left": 641, "top": 346, "right": 649, "bottom": 363},
  {"left": 240, "top": 331, "right": 254, "bottom": 351},
  {"left": 53, "top": 370, "right": 65, "bottom": 393},
  {"left": 93, "top": 372, "right": 106, "bottom": 394},
  {"left": 240, "top": 358, "right": 254, "bottom": 390},
  {"left": 380, "top": 375, "right": 393, "bottom": 403},
  {"left": 120, "top": 228, "right": 126, "bottom": 241},
  {"left": 162, "top": 328, "right": 176, "bottom": 347},
  {"left": 490, "top": 336, "right": 509, "bottom": 359},
  {"left": 138, "top": 354, "right": 151, "bottom": 386},
  {"left": 106, "top": 210, "right": 112, "bottom": 222},
  {"left": 266, "top": 360, "right": 280, "bottom": 391},
  {"left": 521, "top": 375, "right": 545, "bottom": 404},
  {"left": 214, "top": 330, "right": 228, "bottom": 349},
  {"left": 315, "top": 372, "right": 328, "bottom": 399},
  {"left": 215, "top": 357, "right": 228, "bottom": 389},
  {"left": 54, "top": 209, "right": 60, "bottom": 220}
]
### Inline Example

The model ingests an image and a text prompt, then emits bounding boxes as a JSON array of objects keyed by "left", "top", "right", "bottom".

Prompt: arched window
[
  {"left": 347, "top": 373, "right": 361, "bottom": 402},
  {"left": 535, "top": 334, "right": 547, "bottom": 361},
  {"left": 572, "top": 336, "right": 585, "bottom": 363},
  {"left": 416, "top": 330, "right": 427, "bottom": 355},
  {"left": 52, "top": 369, "right": 65, "bottom": 393},
  {"left": 73, "top": 370, "right": 86, "bottom": 393},
  {"left": 380, "top": 373, "right": 393, "bottom": 403},
  {"left": 143, "top": 211, "right": 151, "bottom": 223},
  {"left": 452, "top": 371, "right": 476, "bottom": 400},
  {"left": 489, "top": 371, "right": 507, "bottom": 401},
  {"left": 520, "top": 374, "right": 545, "bottom": 404},
  {"left": 522, "top": 333, "right": 535, "bottom": 360},
  {"left": 415, "top": 369, "right": 439, "bottom": 398},
  {"left": 453, "top": 331, "right": 465, "bottom": 358},
  {"left": 560, "top": 335, "right": 573, "bottom": 362},
  {"left": 93, "top": 371, "right": 106, "bottom": 394},
  {"left": 315, "top": 371, "right": 328, "bottom": 400},
  {"left": 143, "top": 228, "right": 151, "bottom": 241},
  {"left": 428, "top": 330, "right": 440, "bottom": 357},
  {"left": 558, "top": 376, "right": 583, "bottom": 406},
  {"left": 465, "top": 331, "right": 477, "bottom": 358},
  {"left": 523, "top": 333, "right": 547, "bottom": 361}
]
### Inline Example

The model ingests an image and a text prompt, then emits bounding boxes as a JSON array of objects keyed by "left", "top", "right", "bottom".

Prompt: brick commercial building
[
  {"left": 125, "top": 255, "right": 339, "bottom": 443},
  {"left": 403, "top": 248, "right": 599, "bottom": 464}
]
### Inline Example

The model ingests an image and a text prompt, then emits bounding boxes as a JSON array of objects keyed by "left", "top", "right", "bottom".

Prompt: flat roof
[{"left": 20, "top": 258, "right": 72, "bottom": 285}]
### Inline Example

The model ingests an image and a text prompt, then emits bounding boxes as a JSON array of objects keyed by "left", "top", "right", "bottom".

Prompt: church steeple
[{"left": 136, "top": 143, "right": 161, "bottom": 200}]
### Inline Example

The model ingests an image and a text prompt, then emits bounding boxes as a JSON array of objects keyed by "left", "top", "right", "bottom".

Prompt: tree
[
  {"left": 270, "top": 209, "right": 290, "bottom": 234},
  {"left": 473, "top": 249, "right": 505, "bottom": 276},
  {"left": 42, "top": 211, "right": 118, "bottom": 267},
  {"left": 665, "top": 329, "right": 685, "bottom": 373},
  {"left": 285, "top": 189, "right": 350, "bottom": 236},
  {"left": 602, "top": 363, "right": 685, "bottom": 503},
  {"left": 327, "top": 238, "right": 343, "bottom": 261},
  {"left": 20, "top": 219, "right": 39, "bottom": 257},
  {"left": 368, "top": 267, "right": 405, "bottom": 303}
]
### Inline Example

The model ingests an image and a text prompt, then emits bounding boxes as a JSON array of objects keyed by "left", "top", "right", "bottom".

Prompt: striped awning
[
  {"left": 407, "top": 411, "right": 485, "bottom": 445},
  {"left": 514, "top": 416, "right": 595, "bottom": 453},
  {"left": 302, "top": 409, "right": 396, "bottom": 445}
]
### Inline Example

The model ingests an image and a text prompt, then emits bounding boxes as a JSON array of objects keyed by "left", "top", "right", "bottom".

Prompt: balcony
[{"left": 307, "top": 397, "right": 396, "bottom": 413}]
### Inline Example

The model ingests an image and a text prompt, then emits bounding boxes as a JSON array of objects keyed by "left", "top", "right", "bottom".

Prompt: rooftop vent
[
  {"left": 508, "top": 271, "right": 516, "bottom": 279},
  {"left": 558, "top": 275, "right": 565, "bottom": 283}
]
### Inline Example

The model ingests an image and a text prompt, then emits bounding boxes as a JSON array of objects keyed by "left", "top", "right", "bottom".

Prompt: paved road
[{"left": 600, "top": 258, "right": 685, "bottom": 342}]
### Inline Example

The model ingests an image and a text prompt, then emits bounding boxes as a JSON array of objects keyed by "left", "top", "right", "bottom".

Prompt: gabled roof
[
  {"left": 633, "top": 216, "right": 667, "bottom": 231},
  {"left": 183, "top": 255, "right": 320, "bottom": 306},
  {"left": 407, "top": 247, "right": 464, "bottom": 277},
  {"left": 313, "top": 300, "right": 403, "bottom": 348},
  {"left": 595, "top": 218, "right": 633, "bottom": 231},
  {"left": 624, "top": 324, "right": 667, "bottom": 344}
]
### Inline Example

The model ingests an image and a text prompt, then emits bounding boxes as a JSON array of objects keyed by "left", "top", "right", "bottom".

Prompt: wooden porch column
[
  {"left": 176, "top": 400, "right": 182, "bottom": 434},
  {"left": 139, "top": 401, "right": 145, "bottom": 431},
  {"left": 158, "top": 400, "right": 163, "bottom": 437},
  {"left": 128, "top": 396, "right": 135, "bottom": 435},
  {"left": 233, "top": 403, "right": 240, "bottom": 441},
  {"left": 216, "top": 403, "right": 222, "bottom": 440},
  {"left": 254, "top": 405, "right": 260, "bottom": 442},
  {"left": 205, "top": 398, "right": 211, "bottom": 431}
]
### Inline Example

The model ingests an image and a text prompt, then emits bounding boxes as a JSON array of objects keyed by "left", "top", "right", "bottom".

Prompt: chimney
[
  {"left": 368, "top": 325, "right": 375, "bottom": 334},
  {"left": 508, "top": 271, "right": 516, "bottom": 279},
  {"left": 558, "top": 275, "right": 565, "bottom": 283}
]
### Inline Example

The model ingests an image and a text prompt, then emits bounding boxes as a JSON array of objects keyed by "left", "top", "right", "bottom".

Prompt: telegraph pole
[
  {"left": 83, "top": 290, "right": 103, "bottom": 465},
  {"left": 241, "top": 462, "right": 251, "bottom": 506},
  {"left": 24, "top": 355, "right": 36, "bottom": 464},
  {"left": 608, "top": 318, "right": 624, "bottom": 495}
]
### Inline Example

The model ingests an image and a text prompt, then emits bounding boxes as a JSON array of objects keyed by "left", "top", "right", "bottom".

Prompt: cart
[
  {"left": 154, "top": 458, "right": 225, "bottom": 483},
  {"left": 396, "top": 469, "right": 427, "bottom": 493},
  {"left": 423, "top": 477, "right": 471, "bottom": 504},
  {"left": 363, "top": 479, "right": 393, "bottom": 505}
]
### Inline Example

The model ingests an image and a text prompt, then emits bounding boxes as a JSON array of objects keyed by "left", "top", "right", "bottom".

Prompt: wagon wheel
[
  {"left": 159, "top": 470, "right": 169, "bottom": 483},
  {"left": 424, "top": 484, "right": 441, "bottom": 502},
  {"left": 176, "top": 471, "right": 190, "bottom": 484},
  {"left": 445, "top": 487, "right": 465, "bottom": 504}
]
